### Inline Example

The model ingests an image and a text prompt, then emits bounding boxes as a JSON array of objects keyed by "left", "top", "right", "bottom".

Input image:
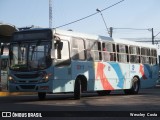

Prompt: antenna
[{"left": 49, "top": 0, "right": 52, "bottom": 28}]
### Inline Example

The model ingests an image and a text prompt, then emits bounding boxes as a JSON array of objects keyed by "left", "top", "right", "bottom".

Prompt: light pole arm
[{"left": 96, "top": 9, "right": 110, "bottom": 37}]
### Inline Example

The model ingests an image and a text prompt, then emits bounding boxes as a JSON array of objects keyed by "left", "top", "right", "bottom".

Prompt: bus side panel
[
  {"left": 71, "top": 61, "right": 95, "bottom": 91},
  {"left": 130, "top": 64, "right": 159, "bottom": 89},
  {"left": 94, "top": 62, "right": 131, "bottom": 91},
  {"left": 129, "top": 64, "right": 141, "bottom": 83},
  {"left": 108, "top": 62, "right": 130, "bottom": 90},
  {"left": 140, "top": 64, "right": 159, "bottom": 88},
  {"left": 152, "top": 64, "right": 159, "bottom": 85},
  {"left": 53, "top": 65, "right": 74, "bottom": 93}
]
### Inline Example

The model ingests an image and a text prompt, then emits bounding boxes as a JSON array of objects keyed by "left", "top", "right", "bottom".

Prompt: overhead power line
[
  {"left": 113, "top": 28, "right": 149, "bottom": 31},
  {"left": 55, "top": 0, "right": 125, "bottom": 29},
  {"left": 111, "top": 27, "right": 160, "bottom": 45},
  {"left": 154, "top": 31, "right": 160, "bottom": 38}
]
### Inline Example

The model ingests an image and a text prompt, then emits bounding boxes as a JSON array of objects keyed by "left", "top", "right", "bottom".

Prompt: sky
[{"left": 0, "top": 0, "right": 160, "bottom": 39}]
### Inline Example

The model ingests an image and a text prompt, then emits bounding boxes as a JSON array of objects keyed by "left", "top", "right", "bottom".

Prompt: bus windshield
[{"left": 10, "top": 41, "right": 52, "bottom": 71}]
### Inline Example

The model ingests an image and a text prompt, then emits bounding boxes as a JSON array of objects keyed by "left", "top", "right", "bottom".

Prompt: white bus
[{"left": 7, "top": 28, "right": 159, "bottom": 99}]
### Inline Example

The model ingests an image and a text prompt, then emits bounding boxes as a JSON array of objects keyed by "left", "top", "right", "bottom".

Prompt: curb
[{"left": 0, "top": 92, "right": 36, "bottom": 96}]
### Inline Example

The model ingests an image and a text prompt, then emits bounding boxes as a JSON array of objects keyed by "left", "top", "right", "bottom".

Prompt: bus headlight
[
  {"left": 8, "top": 76, "right": 16, "bottom": 83},
  {"left": 43, "top": 74, "right": 49, "bottom": 82},
  {"left": 40, "top": 73, "right": 52, "bottom": 83}
]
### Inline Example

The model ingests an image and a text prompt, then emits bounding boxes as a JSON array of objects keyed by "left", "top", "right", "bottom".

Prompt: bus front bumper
[{"left": 8, "top": 82, "right": 52, "bottom": 92}]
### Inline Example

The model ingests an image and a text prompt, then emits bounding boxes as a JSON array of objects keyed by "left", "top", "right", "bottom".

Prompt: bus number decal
[{"left": 77, "top": 65, "right": 84, "bottom": 70}]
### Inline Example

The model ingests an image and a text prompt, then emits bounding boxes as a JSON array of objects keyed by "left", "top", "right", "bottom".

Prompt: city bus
[{"left": 7, "top": 28, "right": 159, "bottom": 100}]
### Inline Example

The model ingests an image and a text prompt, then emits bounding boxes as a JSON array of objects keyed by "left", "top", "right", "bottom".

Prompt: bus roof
[
  {"left": 54, "top": 29, "right": 113, "bottom": 42},
  {"left": 113, "top": 38, "right": 157, "bottom": 49},
  {"left": 54, "top": 29, "right": 156, "bottom": 49}
]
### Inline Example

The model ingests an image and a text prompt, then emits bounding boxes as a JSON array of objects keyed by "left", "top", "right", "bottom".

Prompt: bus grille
[
  {"left": 18, "top": 80, "right": 39, "bottom": 83},
  {"left": 15, "top": 74, "right": 39, "bottom": 79},
  {"left": 20, "top": 85, "right": 36, "bottom": 89}
]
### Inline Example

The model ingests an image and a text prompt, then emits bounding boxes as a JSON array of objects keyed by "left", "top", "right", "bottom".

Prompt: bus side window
[
  {"left": 129, "top": 46, "right": 140, "bottom": 63},
  {"left": 112, "top": 44, "right": 116, "bottom": 61},
  {"left": 147, "top": 49, "right": 151, "bottom": 64},
  {"left": 137, "top": 47, "right": 141, "bottom": 63},
  {"left": 72, "top": 38, "right": 85, "bottom": 60},
  {"left": 117, "top": 44, "right": 128, "bottom": 63},
  {"left": 98, "top": 42, "right": 102, "bottom": 60},
  {"left": 102, "top": 42, "right": 110, "bottom": 61},
  {"left": 86, "top": 40, "right": 101, "bottom": 61},
  {"left": 60, "top": 40, "right": 69, "bottom": 60},
  {"left": 102, "top": 42, "right": 116, "bottom": 62},
  {"left": 151, "top": 49, "right": 157, "bottom": 65},
  {"left": 55, "top": 40, "right": 70, "bottom": 66},
  {"left": 126, "top": 45, "right": 129, "bottom": 62},
  {"left": 141, "top": 47, "right": 145, "bottom": 64},
  {"left": 54, "top": 41, "right": 60, "bottom": 59},
  {"left": 86, "top": 40, "right": 92, "bottom": 60},
  {"left": 141, "top": 47, "right": 150, "bottom": 64}
]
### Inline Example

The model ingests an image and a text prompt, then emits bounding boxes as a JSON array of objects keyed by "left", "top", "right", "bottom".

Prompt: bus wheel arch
[
  {"left": 134, "top": 75, "right": 141, "bottom": 88},
  {"left": 74, "top": 75, "right": 87, "bottom": 99},
  {"left": 124, "top": 76, "right": 140, "bottom": 95}
]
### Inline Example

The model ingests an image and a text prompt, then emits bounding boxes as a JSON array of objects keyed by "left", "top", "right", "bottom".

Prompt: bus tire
[
  {"left": 124, "top": 77, "right": 140, "bottom": 95},
  {"left": 97, "top": 90, "right": 111, "bottom": 96},
  {"left": 74, "top": 78, "right": 81, "bottom": 100},
  {"left": 38, "top": 92, "right": 46, "bottom": 100}
]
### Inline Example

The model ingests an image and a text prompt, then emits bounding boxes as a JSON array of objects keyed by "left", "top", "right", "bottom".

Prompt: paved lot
[{"left": 0, "top": 86, "right": 160, "bottom": 119}]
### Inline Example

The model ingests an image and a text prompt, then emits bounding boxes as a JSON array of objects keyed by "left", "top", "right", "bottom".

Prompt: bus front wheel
[
  {"left": 74, "top": 78, "right": 81, "bottom": 100},
  {"left": 38, "top": 92, "right": 46, "bottom": 100},
  {"left": 124, "top": 77, "right": 140, "bottom": 95}
]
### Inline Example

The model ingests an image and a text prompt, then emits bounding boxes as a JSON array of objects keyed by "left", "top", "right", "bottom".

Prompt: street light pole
[
  {"left": 96, "top": 9, "right": 111, "bottom": 37},
  {"left": 49, "top": 0, "right": 52, "bottom": 28},
  {"left": 110, "top": 27, "right": 113, "bottom": 38},
  {"left": 151, "top": 28, "right": 154, "bottom": 45}
]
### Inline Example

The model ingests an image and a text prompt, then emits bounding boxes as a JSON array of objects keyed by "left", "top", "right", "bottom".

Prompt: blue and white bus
[{"left": 7, "top": 28, "right": 159, "bottom": 100}]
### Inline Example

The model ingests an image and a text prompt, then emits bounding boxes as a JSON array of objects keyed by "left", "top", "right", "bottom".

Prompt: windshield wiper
[{"left": 31, "top": 40, "right": 41, "bottom": 60}]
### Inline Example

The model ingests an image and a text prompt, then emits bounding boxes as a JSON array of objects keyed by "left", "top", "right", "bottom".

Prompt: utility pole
[
  {"left": 151, "top": 28, "right": 154, "bottom": 45},
  {"left": 49, "top": 0, "right": 52, "bottom": 28},
  {"left": 109, "top": 27, "right": 113, "bottom": 38}
]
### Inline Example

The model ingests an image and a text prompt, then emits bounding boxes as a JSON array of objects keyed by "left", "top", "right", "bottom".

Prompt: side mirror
[{"left": 58, "top": 42, "right": 63, "bottom": 50}]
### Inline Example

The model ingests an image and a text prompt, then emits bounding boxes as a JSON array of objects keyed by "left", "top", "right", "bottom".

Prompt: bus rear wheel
[
  {"left": 97, "top": 90, "right": 111, "bottom": 96},
  {"left": 74, "top": 78, "right": 81, "bottom": 100},
  {"left": 38, "top": 92, "right": 46, "bottom": 100},
  {"left": 124, "top": 77, "right": 140, "bottom": 95}
]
